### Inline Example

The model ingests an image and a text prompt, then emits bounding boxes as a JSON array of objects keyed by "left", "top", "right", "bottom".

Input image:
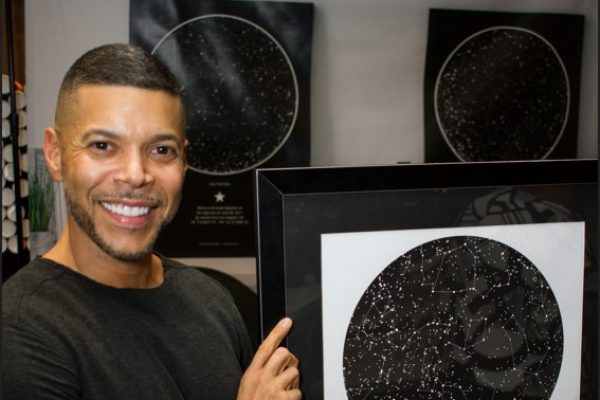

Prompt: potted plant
[{"left": 28, "top": 170, "right": 56, "bottom": 256}]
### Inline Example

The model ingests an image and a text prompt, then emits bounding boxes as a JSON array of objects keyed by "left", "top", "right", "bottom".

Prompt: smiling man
[
  {"left": 45, "top": 82, "right": 186, "bottom": 286},
  {"left": 2, "top": 44, "right": 300, "bottom": 400}
]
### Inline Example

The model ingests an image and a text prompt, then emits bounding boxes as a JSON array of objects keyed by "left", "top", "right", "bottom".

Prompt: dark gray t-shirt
[{"left": 2, "top": 257, "right": 253, "bottom": 399}]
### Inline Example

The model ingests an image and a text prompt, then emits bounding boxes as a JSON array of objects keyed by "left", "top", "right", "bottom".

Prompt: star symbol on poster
[{"left": 214, "top": 191, "right": 226, "bottom": 203}]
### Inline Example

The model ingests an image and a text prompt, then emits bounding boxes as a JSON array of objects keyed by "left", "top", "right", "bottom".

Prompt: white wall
[{"left": 25, "top": 0, "right": 598, "bottom": 289}]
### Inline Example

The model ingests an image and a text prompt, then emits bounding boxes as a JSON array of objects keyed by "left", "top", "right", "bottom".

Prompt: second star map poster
[
  {"left": 130, "top": 0, "right": 313, "bottom": 256},
  {"left": 322, "top": 222, "right": 584, "bottom": 400},
  {"left": 424, "top": 9, "right": 583, "bottom": 163}
]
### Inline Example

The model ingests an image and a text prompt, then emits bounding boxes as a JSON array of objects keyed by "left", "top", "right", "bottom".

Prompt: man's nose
[{"left": 113, "top": 150, "right": 153, "bottom": 188}]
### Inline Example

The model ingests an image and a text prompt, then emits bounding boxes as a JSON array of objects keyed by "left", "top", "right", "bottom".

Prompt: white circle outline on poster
[
  {"left": 152, "top": 14, "right": 299, "bottom": 176},
  {"left": 434, "top": 26, "right": 570, "bottom": 162}
]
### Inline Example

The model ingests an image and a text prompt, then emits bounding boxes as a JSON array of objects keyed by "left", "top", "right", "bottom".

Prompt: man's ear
[{"left": 44, "top": 127, "right": 63, "bottom": 181}]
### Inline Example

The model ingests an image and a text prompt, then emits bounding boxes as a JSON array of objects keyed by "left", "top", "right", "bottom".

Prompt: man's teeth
[{"left": 102, "top": 203, "right": 150, "bottom": 217}]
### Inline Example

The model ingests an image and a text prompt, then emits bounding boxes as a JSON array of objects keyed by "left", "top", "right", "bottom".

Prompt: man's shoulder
[
  {"left": 3, "top": 258, "right": 66, "bottom": 297},
  {"left": 160, "top": 256, "right": 190, "bottom": 270},
  {"left": 2, "top": 258, "right": 70, "bottom": 325},
  {"left": 161, "top": 257, "right": 236, "bottom": 300},
  {"left": 161, "top": 257, "right": 213, "bottom": 282}
]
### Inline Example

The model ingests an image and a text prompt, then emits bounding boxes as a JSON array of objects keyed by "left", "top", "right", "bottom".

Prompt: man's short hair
[
  {"left": 55, "top": 43, "right": 184, "bottom": 130},
  {"left": 59, "top": 43, "right": 181, "bottom": 95}
]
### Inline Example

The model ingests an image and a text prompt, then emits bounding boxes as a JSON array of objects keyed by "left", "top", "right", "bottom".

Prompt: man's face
[{"left": 47, "top": 85, "right": 186, "bottom": 261}]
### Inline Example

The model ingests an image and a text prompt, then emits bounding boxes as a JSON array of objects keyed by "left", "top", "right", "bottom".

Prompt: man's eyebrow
[
  {"left": 80, "top": 130, "right": 183, "bottom": 145},
  {"left": 80, "top": 129, "right": 120, "bottom": 141},
  {"left": 150, "top": 133, "right": 183, "bottom": 145}
]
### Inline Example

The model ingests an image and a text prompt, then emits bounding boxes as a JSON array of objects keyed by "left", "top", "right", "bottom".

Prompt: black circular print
[
  {"left": 434, "top": 27, "right": 569, "bottom": 161},
  {"left": 152, "top": 15, "right": 298, "bottom": 175},
  {"left": 343, "top": 236, "right": 563, "bottom": 400}
]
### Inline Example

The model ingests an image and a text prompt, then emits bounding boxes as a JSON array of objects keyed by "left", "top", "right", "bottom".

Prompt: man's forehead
[
  {"left": 57, "top": 84, "right": 186, "bottom": 137},
  {"left": 63, "top": 84, "right": 184, "bottom": 117}
]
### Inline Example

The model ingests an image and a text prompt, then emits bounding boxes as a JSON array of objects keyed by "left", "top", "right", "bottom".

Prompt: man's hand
[{"left": 237, "top": 318, "right": 301, "bottom": 400}]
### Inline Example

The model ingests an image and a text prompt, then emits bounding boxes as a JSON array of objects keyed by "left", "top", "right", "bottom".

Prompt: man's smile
[{"left": 101, "top": 202, "right": 152, "bottom": 217}]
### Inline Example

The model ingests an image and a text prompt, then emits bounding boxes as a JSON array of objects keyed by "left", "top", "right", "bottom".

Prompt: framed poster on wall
[
  {"left": 130, "top": 0, "right": 314, "bottom": 256},
  {"left": 423, "top": 9, "right": 584, "bottom": 163},
  {"left": 255, "top": 159, "right": 597, "bottom": 400}
]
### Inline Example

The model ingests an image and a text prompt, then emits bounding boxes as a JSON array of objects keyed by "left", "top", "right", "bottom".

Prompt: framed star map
[
  {"left": 130, "top": 0, "right": 313, "bottom": 256},
  {"left": 424, "top": 9, "right": 584, "bottom": 162},
  {"left": 255, "top": 159, "right": 597, "bottom": 400}
]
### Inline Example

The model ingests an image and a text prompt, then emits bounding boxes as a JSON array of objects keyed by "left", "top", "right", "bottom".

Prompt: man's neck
[{"left": 44, "top": 223, "right": 164, "bottom": 289}]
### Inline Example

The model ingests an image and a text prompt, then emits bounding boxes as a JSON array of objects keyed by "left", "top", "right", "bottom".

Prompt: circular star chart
[
  {"left": 152, "top": 15, "right": 298, "bottom": 175},
  {"left": 434, "top": 27, "right": 569, "bottom": 161},
  {"left": 343, "top": 235, "right": 563, "bottom": 400}
]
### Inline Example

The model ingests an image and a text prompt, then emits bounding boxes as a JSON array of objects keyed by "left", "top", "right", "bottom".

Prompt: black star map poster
[
  {"left": 130, "top": 0, "right": 313, "bottom": 256},
  {"left": 322, "top": 222, "right": 584, "bottom": 400},
  {"left": 424, "top": 9, "right": 584, "bottom": 162}
]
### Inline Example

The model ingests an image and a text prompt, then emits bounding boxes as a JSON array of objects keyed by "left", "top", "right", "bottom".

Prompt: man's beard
[{"left": 65, "top": 191, "right": 178, "bottom": 262}]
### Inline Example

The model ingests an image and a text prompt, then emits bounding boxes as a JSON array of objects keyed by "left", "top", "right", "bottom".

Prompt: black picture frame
[
  {"left": 423, "top": 9, "right": 584, "bottom": 163},
  {"left": 255, "top": 159, "right": 597, "bottom": 400}
]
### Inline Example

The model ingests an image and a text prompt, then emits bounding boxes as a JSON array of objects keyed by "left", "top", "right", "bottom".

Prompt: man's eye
[
  {"left": 153, "top": 146, "right": 176, "bottom": 156},
  {"left": 90, "top": 142, "right": 111, "bottom": 151}
]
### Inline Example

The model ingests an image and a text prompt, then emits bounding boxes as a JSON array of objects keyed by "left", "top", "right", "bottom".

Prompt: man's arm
[
  {"left": 236, "top": 318, "right": 301, "bottom": 400},
  {"left": 2, "top": 320, "right": 80, "bottom": 400}
]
